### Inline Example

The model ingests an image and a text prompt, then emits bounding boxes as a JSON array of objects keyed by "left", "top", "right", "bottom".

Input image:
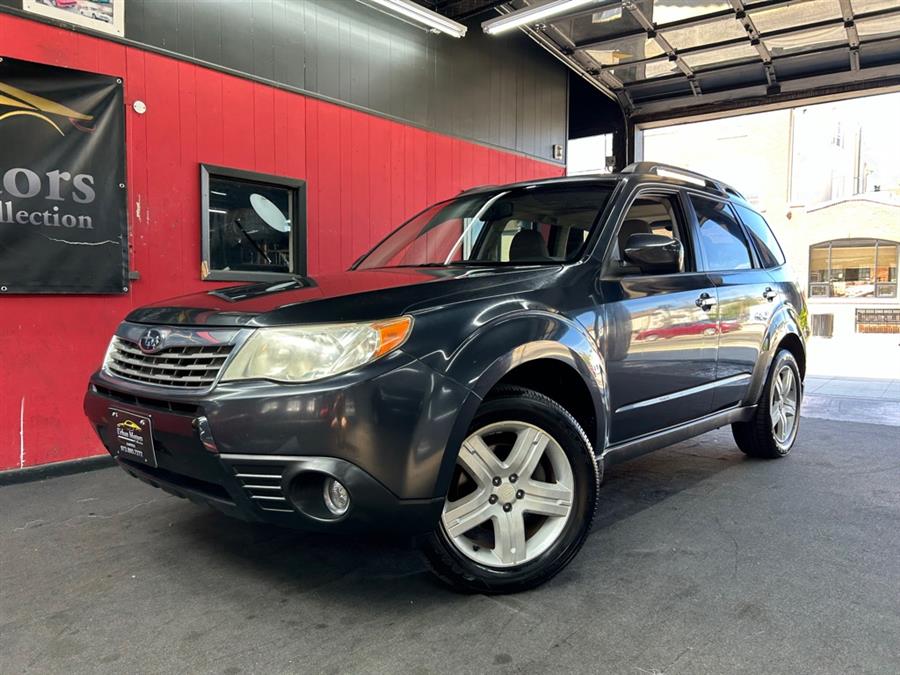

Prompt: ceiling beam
[
  {"left": 590, "top": 4, "right": 900, "bottom": 84},
  {"left": 729, "top": 0, "right": 777, "bottom": 92},
  {"left": 840, "top": 0, "right": 862, "bottom": 71},
  {"left": 622, "top": 0, "right": 701, "bottom": 95},
  {"left": 631, "top": 62, "right": 900, "bottom": 124},
  {"left": 625, "top": 37, "right": 900, "bottom": 105},
  {"left": 573, "top": 0, "right": 797, "bottom": 52}
]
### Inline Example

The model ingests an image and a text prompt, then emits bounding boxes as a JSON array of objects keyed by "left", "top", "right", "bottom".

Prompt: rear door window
[
  {"left": 735, "top": 205, "right": 786, "bottom": 268},
  {"left": 690, "top": 195, "right": 754, "bottom": 271}
]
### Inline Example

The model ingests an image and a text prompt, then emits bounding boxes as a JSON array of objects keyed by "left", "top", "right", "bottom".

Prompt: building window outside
[
  {"left": 808, "top": 239, "right": 898, "bottom": 299},
  {"left": 201, "top": 165, "right": 306, "bottom": 281},
  {"left": 567, "top": 134, "right": 615, "bottom": 175}
]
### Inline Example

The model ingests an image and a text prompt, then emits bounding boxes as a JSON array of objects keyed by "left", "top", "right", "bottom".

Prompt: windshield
[{"left": 355, "top": 184, "right": 614, "bottom": 270}]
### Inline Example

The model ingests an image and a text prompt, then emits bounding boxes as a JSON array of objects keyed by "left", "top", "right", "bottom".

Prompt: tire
[
  {"left": 420, "top": 386, "right": 600, "bottom": 594},
  {"left": 732, "top": 348, "right": 802, "bottom": 459}
]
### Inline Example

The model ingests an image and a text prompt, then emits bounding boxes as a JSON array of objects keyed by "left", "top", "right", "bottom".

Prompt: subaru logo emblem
[{"left": 139, "top": 329, "right": 164, "bottom": 354}]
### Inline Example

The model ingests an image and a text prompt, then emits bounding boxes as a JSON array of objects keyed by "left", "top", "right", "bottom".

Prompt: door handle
[
  {"left": 695, "top": 292, "right": 717, "bottom": 311},
  {"left": 763, "top": 287, "right": 778, "bottom": 301}
]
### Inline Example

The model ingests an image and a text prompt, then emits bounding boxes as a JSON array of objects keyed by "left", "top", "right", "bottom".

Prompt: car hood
[{"left": 125, "top": 266, "right": 560, "bottom": 327}]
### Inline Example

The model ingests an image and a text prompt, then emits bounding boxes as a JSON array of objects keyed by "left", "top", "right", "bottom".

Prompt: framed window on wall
[{"left": 200, "top": 165, "right": 306, "bottom": 282}]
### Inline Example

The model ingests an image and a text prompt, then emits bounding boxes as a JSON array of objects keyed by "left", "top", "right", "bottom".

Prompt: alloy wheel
[
  {"left": 770, "top": 364, "right": 799, "bottom": 445},
  {"left": 440, "top": 421, "right": 575, "bottom": 568}
]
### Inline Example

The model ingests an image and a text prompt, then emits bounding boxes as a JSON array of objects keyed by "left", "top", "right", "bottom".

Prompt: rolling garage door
[{"left": 434, "top": 0, "right": 900, "bottom": 124}]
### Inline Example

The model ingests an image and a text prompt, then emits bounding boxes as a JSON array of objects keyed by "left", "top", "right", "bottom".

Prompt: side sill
[{"left": 601, "top": 405, "right": 756, "bottom": 465}]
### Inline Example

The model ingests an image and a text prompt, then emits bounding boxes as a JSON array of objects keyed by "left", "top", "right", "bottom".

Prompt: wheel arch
[
  {"left": 430, "top": 312, "right": 609, "bottom": 499},
  {"left": 745, "top": 305, "right": 807, "bottom": 405},
  {"left": 777, "top": 332, "right": 806, "bottom": 380},
  {"left": 487, "top": 358, "right": 598, "bottom": 448}
]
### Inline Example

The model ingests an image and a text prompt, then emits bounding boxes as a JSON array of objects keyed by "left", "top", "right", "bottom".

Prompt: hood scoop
[{"left": 209, "top": 277, "right": 316, "bottom": 303}]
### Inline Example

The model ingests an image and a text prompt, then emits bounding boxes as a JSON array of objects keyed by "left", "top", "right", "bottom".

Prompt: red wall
[{"left": 0, "top": 14, "right": 564, "bottom": 471}]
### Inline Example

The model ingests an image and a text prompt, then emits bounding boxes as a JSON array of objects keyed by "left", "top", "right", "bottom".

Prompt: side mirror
[{"left": 623, "top": 233, "right": 683, "bottom": 275}]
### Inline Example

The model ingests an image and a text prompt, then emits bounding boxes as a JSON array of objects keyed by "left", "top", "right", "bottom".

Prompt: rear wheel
[
  {"left": 732, "top": 349, "right": 802, "bottom": 458},
  {"left": 421, "top": 386, "right": 600, "bottom": 594}
]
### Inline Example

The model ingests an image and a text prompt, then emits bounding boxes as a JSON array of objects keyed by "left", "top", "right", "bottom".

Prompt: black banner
[{"left": 0, "top": 57, "right": 127, "bottom": 294}]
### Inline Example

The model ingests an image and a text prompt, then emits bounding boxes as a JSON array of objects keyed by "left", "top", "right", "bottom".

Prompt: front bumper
[
  {"left": 84, "top": 353, "right": 474, "bottom": 534},
  {"left": 112, "top": 453, "right": 443, "bottom": 534}
]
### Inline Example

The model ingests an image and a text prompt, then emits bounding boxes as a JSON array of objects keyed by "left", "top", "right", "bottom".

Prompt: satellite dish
[{"left": 250, "top": 193, "right": 290, "bottom": 233}]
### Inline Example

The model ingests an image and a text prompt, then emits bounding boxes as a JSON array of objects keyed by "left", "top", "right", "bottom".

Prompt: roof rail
[{"left": 621, "top": 162, "right": 745, "bottom": 200}]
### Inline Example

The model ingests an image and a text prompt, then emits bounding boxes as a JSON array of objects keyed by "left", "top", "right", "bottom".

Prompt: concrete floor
[
  {"left": 806, "top": 335, "right": 900, "bottom": 380},
  {"left": 2, "top": 416, "right": 899, "bottom": 674},
  {"left": 802, "top": 376, "right": 900, "bottom": 427}
]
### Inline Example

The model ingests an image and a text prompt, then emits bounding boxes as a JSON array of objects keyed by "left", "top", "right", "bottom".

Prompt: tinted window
[
  {"left": 736, "top": 205, "right": 785, "bottom": 268},
  {"left": 609, "top": 193, "right": 690, "bottom": 274},
  {"left": 691, "top": 195, "right": 753, "bottom": 271}
]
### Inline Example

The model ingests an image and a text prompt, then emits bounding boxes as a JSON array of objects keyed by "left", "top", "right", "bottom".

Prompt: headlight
[
  {"left": 220, "top": 316, "right": 413, "bottom": 383},
  {"left": 101, "top": 335, "right": 118, "bottom": 374}
]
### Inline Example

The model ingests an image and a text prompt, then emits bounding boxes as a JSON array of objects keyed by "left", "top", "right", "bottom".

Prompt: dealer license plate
[{"left": 109, "top": 408, "right": 158, "bottom": 468}]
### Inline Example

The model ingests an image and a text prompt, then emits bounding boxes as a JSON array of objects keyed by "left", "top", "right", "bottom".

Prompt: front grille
[
  {"left": 107, "top": 338, "right": 233, "bottom": 389},
  {"left": 231, "top": 463, "right": 293, "bottom": 513}
]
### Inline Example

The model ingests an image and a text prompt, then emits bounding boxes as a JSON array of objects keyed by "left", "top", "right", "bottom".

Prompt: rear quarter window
[
  {"left": 690, "top": 195, "right": 754, "bottom": 271},
  {"left": 735, "top": 205, "right": 786, "bottom": 268}
]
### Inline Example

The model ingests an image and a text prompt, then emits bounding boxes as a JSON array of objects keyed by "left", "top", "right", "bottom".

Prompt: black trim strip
[{"left": 603, "top": 405, "right": 756, "bottom": 465}]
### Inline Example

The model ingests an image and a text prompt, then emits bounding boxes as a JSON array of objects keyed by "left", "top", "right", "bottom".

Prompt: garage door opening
[
  {"left": 567, "top": 133, "right": 615, "bottom": 175},
  {"left": 641, "top": 90, "right": 900, "bottom": 390}
]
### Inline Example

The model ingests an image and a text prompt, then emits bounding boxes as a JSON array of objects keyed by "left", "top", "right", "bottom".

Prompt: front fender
[
  {"left": 744, "top": 304, "right": 806, "bottom": 406},
  {"left": 429, "top": 311, "right": 609, "bottom": 499}
]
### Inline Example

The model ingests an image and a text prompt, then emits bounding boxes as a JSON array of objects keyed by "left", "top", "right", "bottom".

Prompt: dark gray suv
[{"left": 84, "top": 163, "right": 807, "bottom": 593}]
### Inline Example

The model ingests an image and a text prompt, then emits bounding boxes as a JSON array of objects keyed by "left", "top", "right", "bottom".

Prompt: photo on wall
[{"left": 22, "top": 0, "right": 124, "bottom": 38}]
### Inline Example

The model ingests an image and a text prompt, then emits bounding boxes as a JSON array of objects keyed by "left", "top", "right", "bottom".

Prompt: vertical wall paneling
[{"left": 4, "top": 0, "right": 568, "bottom": 163}]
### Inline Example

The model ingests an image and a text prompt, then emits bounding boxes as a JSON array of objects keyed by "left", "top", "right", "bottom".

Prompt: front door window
[{"left": 608, "top": 194, "right": 692, "bottom": 274}]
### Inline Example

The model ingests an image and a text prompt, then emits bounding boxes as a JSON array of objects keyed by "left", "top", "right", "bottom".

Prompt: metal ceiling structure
[{"left": 420, "top": 0, "right": 900, "bottom": 124}]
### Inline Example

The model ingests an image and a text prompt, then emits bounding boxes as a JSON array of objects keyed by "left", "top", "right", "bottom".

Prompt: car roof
[{"left": 458, "top": 163, "right": 750, "bottom": 206}]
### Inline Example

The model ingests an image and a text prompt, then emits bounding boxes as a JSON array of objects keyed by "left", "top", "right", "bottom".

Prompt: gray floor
[
  {"left": 802, "top": 376, "right": 900, "bottom": 427},
  {"left": 2, "top": 416, "right": 900, "bottom": 674}
]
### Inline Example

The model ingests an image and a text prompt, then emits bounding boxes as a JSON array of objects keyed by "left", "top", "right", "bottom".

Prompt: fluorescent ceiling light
[
  {"left": 362, "top": 0, "right": 467, "bottom": 38},
  {"left": 483, "top": 0, "right": 607, "bottom": 35}
]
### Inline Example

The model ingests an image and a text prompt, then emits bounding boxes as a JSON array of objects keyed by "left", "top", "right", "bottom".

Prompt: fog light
[{"left": 323, "top": 478, "right": 350, "bottom": 516}]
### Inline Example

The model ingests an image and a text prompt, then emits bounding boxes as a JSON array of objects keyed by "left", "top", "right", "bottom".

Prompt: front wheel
[
  {"left": 732, "top": 348, "right": 802, "bottom": 458},
  {"left": 421, "top": 386, "right": 600, "bottom": 594}
]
